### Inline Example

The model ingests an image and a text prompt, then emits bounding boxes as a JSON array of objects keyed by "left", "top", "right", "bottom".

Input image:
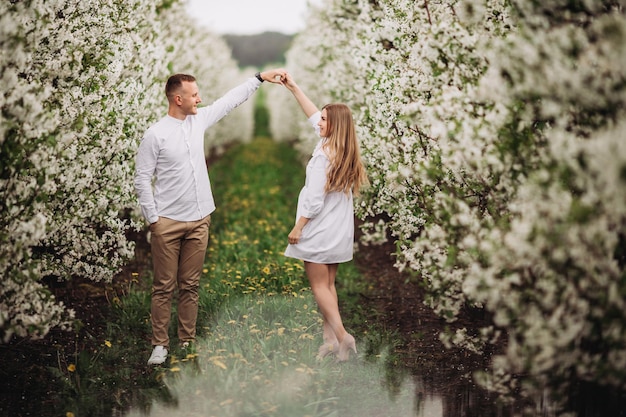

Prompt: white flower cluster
[
  {"left": 269, "top": 0, "right": 626, "bottom": 405},
  {"left": 1, "top": 0, "right": 248, "bottom": 342},
  {"left": 162, "top": 3, "right": 255, "bottom": 155}
]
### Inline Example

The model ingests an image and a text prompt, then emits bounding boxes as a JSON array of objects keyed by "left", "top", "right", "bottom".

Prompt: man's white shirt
[{"left": 134, "top": 77, "right": 261, "bottom": 224}]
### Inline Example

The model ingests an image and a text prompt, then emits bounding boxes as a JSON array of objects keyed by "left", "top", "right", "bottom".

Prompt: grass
[
  {"left": 125, "top": 294, "right": 417, "bottom": 417},
  {"left": 43, "top": 121, "right": 413, "bottom": 416}
]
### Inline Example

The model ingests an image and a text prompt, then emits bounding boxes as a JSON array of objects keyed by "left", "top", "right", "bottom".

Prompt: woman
[{"left": 282, "top": 73, "right": 368, "bottom": 361}]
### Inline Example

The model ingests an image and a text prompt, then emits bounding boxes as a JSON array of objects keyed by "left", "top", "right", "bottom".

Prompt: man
[{"left": 135, "top": 69, "right": 285, "bottom": 365}]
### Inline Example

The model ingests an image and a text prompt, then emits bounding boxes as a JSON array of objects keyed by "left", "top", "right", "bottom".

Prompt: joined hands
[{"left": 260, "top": 68, "right": 287, "bottom": 84}]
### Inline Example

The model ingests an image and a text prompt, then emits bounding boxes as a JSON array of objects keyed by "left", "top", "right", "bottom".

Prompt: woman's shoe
[
  {"left": 336, "top": 334, "right": 357, "bottom": 362},
  {"left": 317, "top": 341, "right": 339, "bottom": 360}
]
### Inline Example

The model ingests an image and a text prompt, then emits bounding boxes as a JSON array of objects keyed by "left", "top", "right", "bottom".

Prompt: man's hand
[{"left": 261, "top": 68, "right": 287, "bottom": 84}]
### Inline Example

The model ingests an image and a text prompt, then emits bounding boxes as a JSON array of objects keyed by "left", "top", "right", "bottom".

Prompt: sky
[{"left": 185, "top": 0, "right": 323, "bottom": 35}]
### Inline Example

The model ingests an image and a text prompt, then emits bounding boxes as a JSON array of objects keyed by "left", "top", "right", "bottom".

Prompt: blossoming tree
[
  {"left": 269, "top": 0, "right": 626, "bottom": 407},
  {"left": 0, "top": 0, "right": 249, "bottom": 342},
  {"left": 162, "top": 2, "right": 256, "bottom": 155}
]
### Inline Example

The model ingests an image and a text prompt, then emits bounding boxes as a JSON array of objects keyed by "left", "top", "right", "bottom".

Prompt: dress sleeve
[
  {"left": 300, "top": 154, "right": 328, "bottom": 219},
  {"left": 308, "top": 111, "right": 321, "bottom": 136}
]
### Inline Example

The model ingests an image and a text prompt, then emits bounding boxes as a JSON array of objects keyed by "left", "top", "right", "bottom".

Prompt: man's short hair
[{"left": 165, "top": 74, "right": 196, "bottom": 99}]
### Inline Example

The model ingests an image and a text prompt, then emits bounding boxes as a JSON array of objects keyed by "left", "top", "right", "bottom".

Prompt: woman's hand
[
  {"left": 282, "top": 73, "right": 318, "bottom": 118},
  {"left": 282, "top": 72, "right": 298, "bottom": 91},
  {"left": 288, "top": 226, "right": 302, "bottom": 244}
]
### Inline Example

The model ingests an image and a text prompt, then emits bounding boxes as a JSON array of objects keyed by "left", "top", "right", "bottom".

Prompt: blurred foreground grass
[
  {"left": 119, "top": 137, "right": 415, "bottom": 416},
  {"left": 48, "top": 133, "right": 411, "bottom": 417}
]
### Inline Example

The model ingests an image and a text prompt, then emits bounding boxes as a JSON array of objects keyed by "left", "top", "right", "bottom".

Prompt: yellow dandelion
[
  {"left": 203, "top": 268, "right": 208, "bottom": 273},
  {"left": 66, "top": 412, "right": 75, "bottom": 417},
  {"left": 131, "top": 272, "right": 139, "bottom": 277},
  {"left": 262, "top": 266, "right": 271, "bottom": 274},
  {"left": 67, "top": 364, "right": 76, "bottom": 372},
  {"left": 212, "top": 360, "right": 227, "bottom": 370},
  {"left": 170, "top": 367, "right": 181, "bottom": 373},
  {"left": 296, "top": 365, "right": 316, "bottom": 375},
  {"left": 261, "top": 402, "right": 278, "bottom": 413},
  {"left": 104, "top": 340, "right": 112, "bottom": 348}
]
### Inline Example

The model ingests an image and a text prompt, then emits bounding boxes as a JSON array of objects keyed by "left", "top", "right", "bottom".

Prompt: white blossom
[
  {"left": 1, "top": 0, "right": 252, "bottom": 342},
  {"left": 268, "top": 0, "right": 626, "bottom": 406}
]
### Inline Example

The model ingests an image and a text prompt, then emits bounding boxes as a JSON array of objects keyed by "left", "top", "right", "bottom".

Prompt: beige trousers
[{"left": 149, "top": 215, "right": 210, "bottom": 347}]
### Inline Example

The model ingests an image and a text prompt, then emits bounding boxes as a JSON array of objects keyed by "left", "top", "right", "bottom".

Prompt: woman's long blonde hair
[{"left": 321, "top": 104, "right": 368, "bottom": 195}]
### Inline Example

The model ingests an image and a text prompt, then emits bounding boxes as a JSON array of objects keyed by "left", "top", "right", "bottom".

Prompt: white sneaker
[{"left": 147, "top": 346, "right": 168, "bottom": 365}]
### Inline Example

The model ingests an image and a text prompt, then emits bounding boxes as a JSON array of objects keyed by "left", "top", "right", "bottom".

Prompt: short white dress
[{"left": 284, "top": 111, "right": 354, "bottom": 264}]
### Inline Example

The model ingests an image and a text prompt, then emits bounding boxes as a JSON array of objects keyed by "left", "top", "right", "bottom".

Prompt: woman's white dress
[{"left": 284, "top": 112, "right": 354, "bottom": 264}]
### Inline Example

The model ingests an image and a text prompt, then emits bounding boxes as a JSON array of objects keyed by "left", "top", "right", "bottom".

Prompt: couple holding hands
[{"left": 134, "top": 68, "right": 367, "bottom": 366}]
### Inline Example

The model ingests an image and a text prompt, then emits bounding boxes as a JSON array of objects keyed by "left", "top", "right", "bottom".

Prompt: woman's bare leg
[
  {"left": 305, "top": 262, "right": 347, "bottom": 342},
  {"left": 321, "top": 263, "right": 339, "bottom": 342},
  {"left": 305, "top": 262, "right": 356, "bottom": 361}
]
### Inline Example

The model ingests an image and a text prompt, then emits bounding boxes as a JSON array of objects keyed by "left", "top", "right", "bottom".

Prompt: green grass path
[
  {"left": 121, "top": 136, "right": 413, "bottom": 417},
  {"left": 53, "top": 95, "right": 391, "bottom": 416}
]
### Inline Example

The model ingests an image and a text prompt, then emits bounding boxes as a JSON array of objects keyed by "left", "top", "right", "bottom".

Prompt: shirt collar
[{"left": 165, "top": 114, "right": 185, "bottom": 124}]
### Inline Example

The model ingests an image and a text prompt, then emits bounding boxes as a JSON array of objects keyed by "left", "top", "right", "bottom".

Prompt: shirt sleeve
[
  {"left": 198, "top": 77, "right": 261, "bottom": 128},
  {"left": 300, "top": 155, "right": 328, "bottom": 219},
  {"left": 134, "top": 131, "right": 159, "bottom": 224}
]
